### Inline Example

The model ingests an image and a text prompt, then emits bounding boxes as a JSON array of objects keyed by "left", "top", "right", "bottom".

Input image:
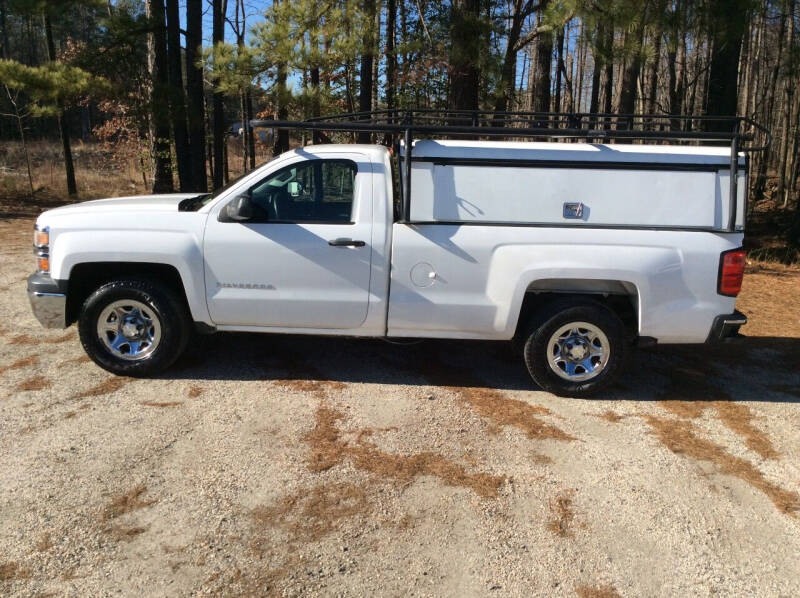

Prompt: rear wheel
[
  {"left": 523, "top": 299, "right": 627, "bottom": 397},
  {"left": 78, "top": 279, "right": 190, "bottom": 377}
]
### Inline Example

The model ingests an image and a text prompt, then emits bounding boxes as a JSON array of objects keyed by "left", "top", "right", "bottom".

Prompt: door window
[{"left": 244, "top": 159, "right": 357, "bottom": 223}]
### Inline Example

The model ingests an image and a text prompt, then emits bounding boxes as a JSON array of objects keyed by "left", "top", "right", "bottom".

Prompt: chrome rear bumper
[{"left": 27, "top": 273, "right": 67, "bottom": 329}]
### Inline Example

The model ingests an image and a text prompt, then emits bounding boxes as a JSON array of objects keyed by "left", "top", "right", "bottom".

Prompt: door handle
[{"left": 328, "top": 238, "right": 366, "bottom": 247}]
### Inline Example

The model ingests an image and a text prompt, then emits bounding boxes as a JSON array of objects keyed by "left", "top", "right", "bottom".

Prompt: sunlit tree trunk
[
  {"left": 165, "top": 0, "right": 190, "bottom": 190},
  {"left": 146, "top": 0, "right": 173, "bottom": 193},
  {"left": 44, "top": 12, "right": 77, "bottom": 196}
]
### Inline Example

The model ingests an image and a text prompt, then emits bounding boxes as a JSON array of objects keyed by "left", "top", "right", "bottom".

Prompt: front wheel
[
  {"left": 523, "top": 300, "right": 628, "bottom": 397},
  {"left": 78, "top": 279, "right": 190, "bottom": 377}
]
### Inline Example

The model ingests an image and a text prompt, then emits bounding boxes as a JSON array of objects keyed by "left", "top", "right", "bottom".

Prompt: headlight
[
  {"left": 34, "top": 226, "right": 49, "bottom": 248},
  {"left": 34, "top": 225, "right": 50, "bottom": 273}
]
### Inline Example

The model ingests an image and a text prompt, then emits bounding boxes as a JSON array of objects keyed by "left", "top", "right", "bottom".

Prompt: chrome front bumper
[{"left": 27, "top": 273, "right": 67, "bottom": 329}]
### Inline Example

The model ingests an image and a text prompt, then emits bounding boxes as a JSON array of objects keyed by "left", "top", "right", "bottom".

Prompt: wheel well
[
  {"left": 65, "top": 262, "right": 189, "bottom": 326},
  {"left": 515, "top": 282, "right": 639, "bottom": 339}
]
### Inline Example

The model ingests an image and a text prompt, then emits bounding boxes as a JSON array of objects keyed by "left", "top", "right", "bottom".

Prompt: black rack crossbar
[{"left": 253, "top": 110, "right": 771, "bottom": 232}]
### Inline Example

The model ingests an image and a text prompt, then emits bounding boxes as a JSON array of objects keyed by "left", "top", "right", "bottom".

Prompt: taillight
[{"left": 718, "top": 248, "right": 746, "bottom": 296}]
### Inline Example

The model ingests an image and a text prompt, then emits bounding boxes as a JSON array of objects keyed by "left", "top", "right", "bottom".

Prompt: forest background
[{"left": 0, "top": 0, "right": 798, "bottom": 257}]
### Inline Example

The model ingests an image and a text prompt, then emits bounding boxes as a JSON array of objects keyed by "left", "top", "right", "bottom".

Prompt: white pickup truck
[{"left": 27, "top": 114, "right": 755, "bottom": 396}]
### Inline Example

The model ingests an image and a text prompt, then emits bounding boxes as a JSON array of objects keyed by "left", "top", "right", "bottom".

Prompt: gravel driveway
[{"left": 1, "top": 217, "right": 798, "bottom": 597}]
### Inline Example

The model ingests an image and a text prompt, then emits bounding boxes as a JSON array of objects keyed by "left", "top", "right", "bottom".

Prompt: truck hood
[{"left": 43, "top": 193, "right": 203, "bottom": 215}]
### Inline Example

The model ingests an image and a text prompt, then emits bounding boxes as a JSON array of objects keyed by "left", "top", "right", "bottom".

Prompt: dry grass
[
  {"left": 34, "top": 533, "right": 53, "bottom": 552},
  {"left": 8, "top": 334, "right": 38, "bottom": 345},
  {"left": 276, "top": 378, "right": 346, "bottom": 398},
  {"left": 0, "top": 355, "right": 38, "bottom": 375},
  {"left": 547, "top": 490, "right": 576, "bottom": 538},
  {"left": 0, "top": 561, "right": 31, "bottom": 581},
  {"left": 712, "top": 401, "right": 779, "bottom": 460},
  {"left": 187, "top": 385, "right": 204, "bottom": 398},
  {"left": 0, "top": 140, "right": 150, "bottom": 215},
  {"left": 738, "top": 267, "right": 800, "bottom": 338},
  {"left": 592, "top": 410, "right": 625, "bottom": 423},
  {"left": 658, "top": 366, "right": 779, "bottom": 460},
  {"left": 453, "top": 386, "right": 574, "bottom": 441},
  {"left": 660, "top": 400, "right": 707, "bottom": 419},
  {"left": 252, "top": 482, "right": 370, "bottom": 544},
  {"left": 102, "top": 484, "right": 156, "bottom": 521},
  {"left": 139, "top": 400, "right": 183, "bottom": 408},
  {"left": 660, "top": 400, "right": 778, "bottom": 460},
  {"left": 106, "top": 524, "right": 147, "bottom": 542},
  {"left": 61, "top": 354, "right": 91, "bottom": 366},
  {"left": 71, "top": 377, "right": 127, "bottom": 399},
  {"left": 530, "top": 452, "right": 553, "bottom": 464},
  {"left": 575, "top": 584, "right": 622, "bottom": 598},
  {"left": 50, "top": 331, "right": 76, "bottom": 343},
  {"left": 644, "top": 416, "right": 799, "bottom": 516},
  {"left": 304, "top": 404, "right": 505, "bottom": 498},
  {"left": 15, "top": 375, "right": 51, "bottom": 392}
]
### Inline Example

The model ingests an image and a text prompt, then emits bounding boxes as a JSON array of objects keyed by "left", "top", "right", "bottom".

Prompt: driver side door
[{"left": 203, "top": 155, "right": 373, "bottom": 329}]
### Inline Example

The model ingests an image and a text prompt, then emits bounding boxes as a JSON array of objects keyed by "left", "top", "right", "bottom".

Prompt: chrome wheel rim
[
  {"left": 546, "top": 321, "right": 610, "bottom": 382},
  {"left": 96, "top": 300, "right": 161, "bottom": 361}
]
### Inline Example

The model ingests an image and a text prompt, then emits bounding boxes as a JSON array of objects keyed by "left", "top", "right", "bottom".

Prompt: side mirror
[{"left": 225, "top": 194, "right": 253, "bottom": 221}]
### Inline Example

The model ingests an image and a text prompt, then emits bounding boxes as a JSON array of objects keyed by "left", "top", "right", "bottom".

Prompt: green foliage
[
  {"left": 251, "top": 0, "right": 371, "bottom": 116},
  {"left": 201, "top": 41, "right": 262, "bottom": 97},
  {"left": 0, "top": 59, "right": 109, "bottom": 116},
  {"left": 254, "top": 0, "right": 367, "bottom": 74}
]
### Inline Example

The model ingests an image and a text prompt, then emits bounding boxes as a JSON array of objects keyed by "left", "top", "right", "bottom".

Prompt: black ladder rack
[{"left": 251, "top": 109, "right": 771, "bottom": 232}]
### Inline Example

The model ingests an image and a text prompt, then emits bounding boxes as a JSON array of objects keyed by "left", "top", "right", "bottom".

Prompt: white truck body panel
[
  {"left": 40, "top": 199, "right": 213, "bottom": 325},
  {"left": 386, "top": 224, "right": 739, "bottom": 342},
  {"left": 34, "top": 141, "right": 744, "bottom": 346},
  {"left": 408, "top": 140, "right": 746, "bottom": 230}
]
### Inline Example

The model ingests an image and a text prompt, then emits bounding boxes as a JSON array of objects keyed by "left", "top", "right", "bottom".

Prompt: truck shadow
[{"left": 167, "top": 333, "right": 800, "bottom": 404}]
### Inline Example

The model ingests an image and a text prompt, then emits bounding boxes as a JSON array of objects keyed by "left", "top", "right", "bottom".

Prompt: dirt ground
[{"left": 0, "top": 215, "right": 798, "bottom": 598}]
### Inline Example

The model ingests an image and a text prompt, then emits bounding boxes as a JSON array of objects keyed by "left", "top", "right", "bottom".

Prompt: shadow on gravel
[{"left": 163, "top": 332, "right": 800, "bottom": 404}]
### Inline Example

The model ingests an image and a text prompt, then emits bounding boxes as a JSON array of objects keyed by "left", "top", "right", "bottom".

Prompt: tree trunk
[
  {"left": 589, "top": 22, "right": 603, "bottom": 117},
  {"left": 493, "top": 0, "right": 526, "bottom": 120},
  {"left": 372, "top": 0, "right": 381, "bottom": 111},
  {"left": 185, "top": 0, "right": 206, "bottom": 191},
  {"left": 705, "top": 0, "right": 749, "bottom": 130},
  {"left": 619, "top": 15, "right": 647, "bottom": 117},
  {"left": 310, "top": 66, "right": 322, "bottom": 144},
  {"left": 4, "top": 86, "right": 33, "bottom": 197},
  {"left": 212, "top": 0, "right": 226, "bottom": 189},
  {"left": 147, "top": 0, "right": 173, "bottom": 193},
  {"left": 234, "top": 0, "right": 254, "bottom": 172},
  {"left": 399, "top": 0, "right": 408, "bottom": 103},
  {"left": 386, "top": 0, "right": 396, "bottom": 114},
  {"left": 448, "top": 0, "right": 481, "bottom": 117},
  {"left": 44, "top": 12, "right": 77, "bottom": 197},
  {"left": 646, "top": 20, "right": 663, "bottom": 114},
  {"left": 753, "top": 6, "right": 787, "bottom": 199},
  {"left": 0, "top": 0, "right": 10, "bottom": 60},
  {"left": 554, "top": 25, "right": 565, "bottom": 114},
  {"left": 165, "top": 0, "right": 191, "bottom": 191},
  {"left": 532, "top": 0, "right": 553, "bottom": 115},
  {"left": 246, "top": 89, "right": 255, "bottom": 169},
  {"left": 358, "top": 0, "right": 377, "bottom": 142},
  {"left": 777, "top": 0, "right": 796, "bottom": 206},
  {"left": 602, "top": 26, "right": 614, "bottom": 116}
]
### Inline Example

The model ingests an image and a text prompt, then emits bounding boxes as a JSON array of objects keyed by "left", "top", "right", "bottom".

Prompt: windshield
[{"left": 177, "top": 167, "right": 266, "bottom": 212}]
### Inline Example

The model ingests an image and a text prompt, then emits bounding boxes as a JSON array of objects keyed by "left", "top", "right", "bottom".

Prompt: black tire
[
  {"left": 78, "top": 278, "right": 190, "bottom": 377},
  {"left": 522, "top": 299, "right": 628, "bottom": 397}
]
